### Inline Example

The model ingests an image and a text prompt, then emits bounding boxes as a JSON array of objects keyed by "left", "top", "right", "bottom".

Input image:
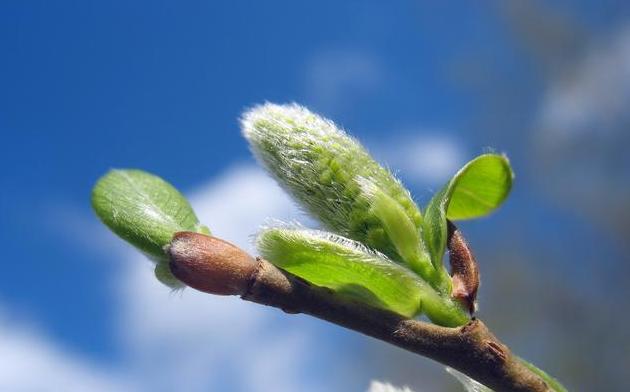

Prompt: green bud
[
  {"left": 241, "top": 103, "right": 425, "bottom": 271},
  {"left": 91, "top": 169, "right": 209, "bottom": 288}
]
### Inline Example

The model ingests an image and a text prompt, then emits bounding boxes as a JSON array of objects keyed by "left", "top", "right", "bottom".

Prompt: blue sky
[{"left": 2, "top": 1, "right": 629, "bottom": 390}]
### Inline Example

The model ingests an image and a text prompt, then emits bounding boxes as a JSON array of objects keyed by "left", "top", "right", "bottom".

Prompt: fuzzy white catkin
[{"left": 241, "top": 103, "right": 423, "bottom": 265}]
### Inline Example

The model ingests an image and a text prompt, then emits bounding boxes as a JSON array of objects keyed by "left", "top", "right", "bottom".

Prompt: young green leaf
[
  {"left": 91, "top": 169, "right": 209, "bottom": 287},
  {"left": 256, "top": 227, "right": 469, "bottom": 326},
  {"left": 446, "top": 154, "right": 514, "bottom": 220},
  {"left": 358, "top": 178, "right": 433, "bottom": 279},
  {"left": 241, "top": 103, "right": 427, "bottom": 271},
  {"left": 422, "top": 154, "right": 513, "bottom": 270},
  {"left": 256, "top": 227, "right": 423, "bottom": 317}
]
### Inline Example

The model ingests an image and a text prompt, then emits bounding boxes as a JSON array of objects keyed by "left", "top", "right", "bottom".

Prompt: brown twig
[{"left": 167, "top": 231, "right": 552, "bottom": 392}]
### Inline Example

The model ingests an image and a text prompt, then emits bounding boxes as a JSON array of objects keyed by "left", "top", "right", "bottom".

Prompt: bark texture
[{"left": 243, "top": 259, "right": 550, "bottom": 392}]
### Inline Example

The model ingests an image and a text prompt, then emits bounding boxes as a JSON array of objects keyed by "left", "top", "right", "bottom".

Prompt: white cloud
[
  {"left": 371, "top": 133, "right": 465, "bottom": 185},
  {"left": 118, "top": 268, "right": 317, "bottom": 392},
  {"left": 0, "top": 309, "right": 130, "bottom": 392},
  {"left": 368, "top": 380, "right": 415, "bottom": 392},
  {"left": 538, "top": 25, "right": 630, "bottom": 142},
  {"left": 303, "top": 49, "right": 384, "bottom": 113},
  {"left": 187, "top": 164, "right": 305, "bottom": 252},
  {"left": 533, "top": 24, "right": 630, "bottom": 217}
]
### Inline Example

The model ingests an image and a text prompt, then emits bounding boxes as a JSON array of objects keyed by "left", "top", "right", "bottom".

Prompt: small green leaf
[
  {"left": 256, "top": 227, "right": 469, "bottom": 326},
  {"left": 423, "top": 185, "right": 451, "bottom": 271},
  {"left": 423, "top": 154, "right": 513, "bottom": 270},
  {"left": 91, "top": 169, "right": 209, "bottom": 287},
  {"left": 446, "top": 154, "right": 514, "bottom": 220},
  {"left": 257, "top": 227, "right": 425, "bottom": 317}
]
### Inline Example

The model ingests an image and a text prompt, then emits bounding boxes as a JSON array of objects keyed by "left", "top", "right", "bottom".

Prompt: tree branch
[{"left": 167, "top": 232, "right": 555, "bottom": 392}]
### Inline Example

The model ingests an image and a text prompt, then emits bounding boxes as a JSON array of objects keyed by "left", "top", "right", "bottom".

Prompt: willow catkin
[{"left": 241, "top": 103, "right": 424, "bottom": 267}]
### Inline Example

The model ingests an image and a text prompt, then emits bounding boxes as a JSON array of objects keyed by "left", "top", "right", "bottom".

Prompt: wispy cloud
[
  {"left": 534, "top": 24, "right": 630, "bottom": 231},
  {"left": 368, "top": 380, "right": 415, "bottom": 392},
  {"left": 302, "top": 49, "right": 385, "bottom": 113},
  {"left": 187, "top": 164, "right": 307, "bottom": 251},
  {"left": 370, "top": 132, "right": 465, "bottom": 187},
  {"left": 538, "top": 25, "right": 630, "bottom": 142},
  {"left": 0, "top": 307, "right": 130, "bottom": 392}
]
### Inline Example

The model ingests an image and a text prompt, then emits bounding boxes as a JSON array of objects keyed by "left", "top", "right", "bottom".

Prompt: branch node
[
  {"left": 244, "top": 257, "right": 266, "bottom": 297},
  {"left": 485, "top": 340, "right": 509, "bottom": 363},
  {"left": 460, "top": 318, "right": 482, "bottom": 335}
]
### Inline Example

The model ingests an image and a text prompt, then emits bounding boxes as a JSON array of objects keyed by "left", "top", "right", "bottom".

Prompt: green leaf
[
  {"left": 359, "top": 178, "right": 433, "bottom": 280},
  {"left": 257, "top": 227, "right": 425, "bottom": 317},
  {"left": 446, "top": 154, "right": 514, "bottom": 220},
  {"left": 241, "top": 103, "right": 424, "bottom": 268},
  {"left": 256, "top": 227, "right": 469, "bottom": 326},
  {"left": 91, "top": 169, "right": 209, "bottom": 287},
  {"left": 423, "top": 154, "right": 513, "bottom": 269}
]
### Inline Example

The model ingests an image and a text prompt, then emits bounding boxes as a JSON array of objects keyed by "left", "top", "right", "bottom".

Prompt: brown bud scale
[
  {"left": 167, "top": 232, "right": 257, "bottom": 296},
  {"left": 447, "top": 221, "right": 480, "bottom": 314}
]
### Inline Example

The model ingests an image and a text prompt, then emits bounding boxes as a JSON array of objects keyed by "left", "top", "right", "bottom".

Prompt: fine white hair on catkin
[
  {"left": 240, "top": 102, "right": 365, "bottom": 230},
  {"left": 240, "top": 102, "right": 423, "bottom": 266},
  {"left": 256, "top": 223, "right": 389, "bottom": 263},
  {"left": 255, "top": 225, "right": 426, "bottom": 284}
]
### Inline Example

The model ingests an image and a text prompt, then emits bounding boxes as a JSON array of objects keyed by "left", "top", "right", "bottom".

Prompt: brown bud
[
  {"left": 166, "top": 232, "right": 258, "bottom": 296},
  {"left": 447, "top": 221, "right": 479, "bottom": 314}
]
